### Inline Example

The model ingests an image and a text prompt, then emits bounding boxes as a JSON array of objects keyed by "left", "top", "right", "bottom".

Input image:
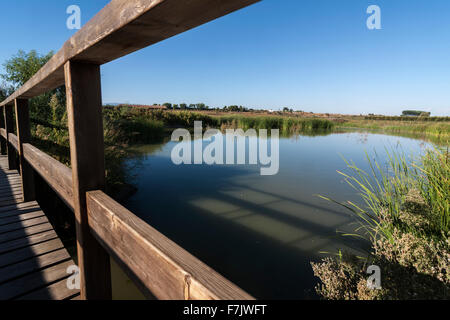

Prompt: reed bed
[{"left": 312, "top": 147, "right": 450, "bottom": 300}]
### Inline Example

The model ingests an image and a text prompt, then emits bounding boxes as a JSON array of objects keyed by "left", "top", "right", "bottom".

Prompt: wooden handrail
[
  {"left": 87, "top": 190, "right": 254, "bottom": 300},
  {"left": 0, "top": 0, "right": 259, "bottom": 107},
  {"left": 0, "top": 131, "right": 74, "bottom": 209},
  {"left": 22, "top": 143, "right": 74, "bottom": 211},
  {"left": 0, "top": 0, "right": 260, "bottom": 300},
  {"left": 8, "top": 133, "right": 18, "bottom": 151}
]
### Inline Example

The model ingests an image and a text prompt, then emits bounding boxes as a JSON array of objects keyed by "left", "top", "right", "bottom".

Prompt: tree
[
  {"left": 1, "top": 50, "right": 53, "bottom": 88},
  {"left": 180, "top": 103, "right": 187, "bottom": 110},
  {"left": 0, "top": 83, "right": 13, "bottom": 102},
  {"left": 1, "top": 50, "right": 64, "bottom": 122},
  {"left": 402, "top": 110, "right": 430, "bottom": 117},
  {"left": 196, "top": 103, "right": 207, "bottom": 110}
]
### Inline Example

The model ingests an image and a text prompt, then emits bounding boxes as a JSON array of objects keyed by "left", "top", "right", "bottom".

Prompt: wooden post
[
  {"left": 15, "top": 99, "right": 36, "bottom": 201},
  {"left": 0, "top": 107, "right": 6, "bottom": 155},
  {"left": 64, "top": 60, "right": 111, "bottom": 300},
  {"left": 4, "top": 104, "right": 17, "bottom": 170}
]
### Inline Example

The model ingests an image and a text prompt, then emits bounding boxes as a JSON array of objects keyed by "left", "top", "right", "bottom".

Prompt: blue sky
[{"left": 1, "top": 0, "right": 449, "bottom": 116}]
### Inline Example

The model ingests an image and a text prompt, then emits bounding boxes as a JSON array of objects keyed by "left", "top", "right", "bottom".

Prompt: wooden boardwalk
[
  {"left": 0, "top": 0, "right": 257, "bottom": 300},
  {"left": 0, "top": 155, "right": 80, "bottom": 300}
]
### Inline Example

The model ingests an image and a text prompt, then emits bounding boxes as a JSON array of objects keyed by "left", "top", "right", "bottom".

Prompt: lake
[{"left": 124, "top": 131, "right": 431, "bottom": 299}]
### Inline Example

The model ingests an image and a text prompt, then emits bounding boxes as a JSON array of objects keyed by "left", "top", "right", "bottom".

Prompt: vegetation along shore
[{"left": 312, "top": 148, "right": 449, "bottom": 299}]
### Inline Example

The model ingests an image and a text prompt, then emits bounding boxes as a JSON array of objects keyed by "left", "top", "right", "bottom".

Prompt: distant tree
[
  {"left": 163, "top": 102, "right": 173, "bottom": 109},
  {"left": 195, "top": 103, "right": 206, "bottom": 110},
  {"left": 180, "top": 103, "right": 187, "bottom": 110},
  {"left": 402, "top": 110, "right": 430, "bottom": 117},
  {"left": 228, "top": 105, "right": 239, "bottom": 112}
]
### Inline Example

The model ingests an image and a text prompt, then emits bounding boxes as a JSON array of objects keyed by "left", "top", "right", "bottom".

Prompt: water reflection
[{"left": 124, "top": 131, "right": 433, "bottom": 299}]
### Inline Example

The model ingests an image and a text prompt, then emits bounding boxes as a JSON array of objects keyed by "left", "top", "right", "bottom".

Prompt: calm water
[{"left": 124, "top": 131, "right": 431, "bottom": 299}]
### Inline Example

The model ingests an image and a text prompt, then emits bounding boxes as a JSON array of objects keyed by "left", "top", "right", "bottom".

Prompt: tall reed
[{"left": 320, "top": 147, "right": 449, "bottom": 243}]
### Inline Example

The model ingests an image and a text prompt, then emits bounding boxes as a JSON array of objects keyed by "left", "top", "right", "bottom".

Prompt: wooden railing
[{"left": 0, "top": 0, "right": 259, "bottom": 300}]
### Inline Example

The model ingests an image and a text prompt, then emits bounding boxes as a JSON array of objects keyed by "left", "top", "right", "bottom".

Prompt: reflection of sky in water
[{"left": 124, "top": 132, "right": 432, "bottom": 299}]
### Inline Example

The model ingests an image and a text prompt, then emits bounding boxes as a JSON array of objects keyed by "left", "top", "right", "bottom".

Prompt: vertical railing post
[
  {"left": 15, "top": 99, "right": 36, "bottom": 202},
  {"left": 4, "top": 104, "right": 17, "bottom": 170},
  {"left": 64, "top": 60, "right": 111, "bottom": 300},
  {"left": 0, "top": 106, "right": 6, "bottom": 155}
]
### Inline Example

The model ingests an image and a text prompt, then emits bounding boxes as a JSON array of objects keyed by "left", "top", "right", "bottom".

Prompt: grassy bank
[
  {"left": 216, "top": 115, "right": 334, "bottom": 135},
  {"left": 112, "top": 106, "right": 449, "bottom": 143},
  {"left": 336, "top": 119, "right": 450, "bottom": 144},
  {"left": 106, "top": 106, "right": 335, "bottom": 135},
  {"left": 312, "top": 148, "right": 449, "bottom": 299}
]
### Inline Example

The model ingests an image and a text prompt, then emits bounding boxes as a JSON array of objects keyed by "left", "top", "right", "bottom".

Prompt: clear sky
[{"left": 1, "top": 0, "right": 449, "bottom": 116}]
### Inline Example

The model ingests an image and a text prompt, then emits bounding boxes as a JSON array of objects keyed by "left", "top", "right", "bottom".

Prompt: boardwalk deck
[{"left": 0, "top": 155, "right": 80, "bottom": 300}]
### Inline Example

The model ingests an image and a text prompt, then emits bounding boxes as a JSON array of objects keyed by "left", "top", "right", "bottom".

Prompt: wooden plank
[
  {"left": 0, "top": 200, "right": 21, "bottom": 207},
  {"left": 87, "top": 190, "right": 254, "bottom": 300},
  {"left": 0, "top": 184, "right": 23, "bottom": 190},
  {"left": 3, "top": 106, "right": 17, "bottom": 170},
  {"left": 15, "top": 99, "right": 36, "bottom": 202},
  {"left": 0, "top": 186, "right": 23, "bottom": 193},
  {"left": 0, "top": 174, "right": 21, "bottom": 179},
  {"left": 0, "top": 181, "right": 21, "bottom": 187},
  {"left": 0, "top": 201, "right": 40, "bottom": 214},
  {"left": 0, "top": 181, "right": 22, "bottom": 188},
  {"left": 0, "top": 0, "right": 260, "bottom": 106},
  {"left": 0, "top": 194, "right": 23, "bottom": 202},
  {"left": 65, "top": 61, "right": 111, "bottom": 300},
  {"left": 0, "top": 190, "right": 23, "bottom": 198},
  {"left": 22, "top": 143, "right": 73, "bottom": 210},
  {"left": 0, "top": 183, "right": 22, "bottom": 190},
  {"left": 0, "top": 195, "right": 24, "bottom": 202},
  {"left": 0, "top": 259, "right": 74, "bottom": 300},
  {"left": 0, "top": 222, "right": 53, "bottom": 244},
  {"left": 0, "top": 182, "right": 22, "bottom": 188},
  {"left": 0, "top": 172, "right": 20, "bottom": 177},
  {"left": 0, "top": 230, "right": 58, "bottom": 255},
  {"left": 0, "top": 238, "right": 64, "bottom": 268},
  {"left": 0, "top": 210, "right": 44, "bottom": 226},
  {"left": 0, "top": 216, "right": 48, "bottom": 235},
  {"left": 0, "top": 208, "right": 41, "bottom": 219},
  {"left": 0, "top": 249, "right": 70, "bottom": 285},
  {"left": 0, "top": 178, "right": 23, "bottom": 185},
  {"left": 18, "top": 277, "right": 80, "bottom": 300}
]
